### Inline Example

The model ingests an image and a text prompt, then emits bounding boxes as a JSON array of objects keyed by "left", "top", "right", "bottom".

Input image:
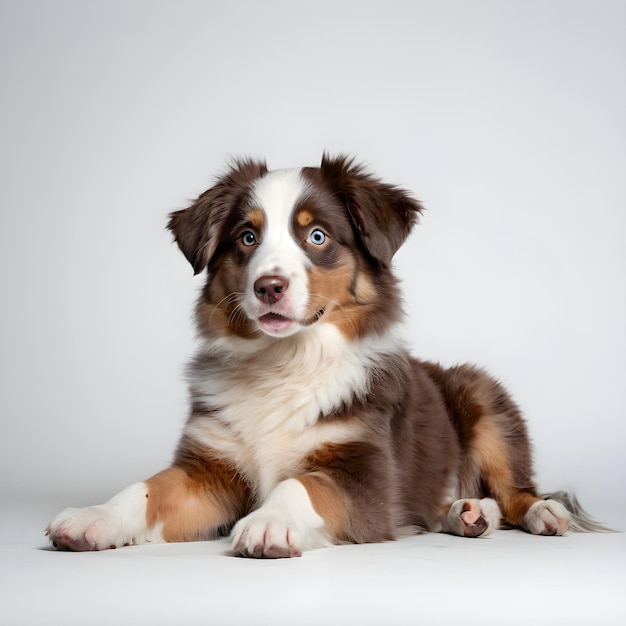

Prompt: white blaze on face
[{"left": 244, "top": 168, "right": 312, "bottom": 337}]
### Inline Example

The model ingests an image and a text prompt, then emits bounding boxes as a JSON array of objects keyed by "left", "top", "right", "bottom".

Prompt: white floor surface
[{"left": 1, "top": 496, "right": 624, "bottom": 626}]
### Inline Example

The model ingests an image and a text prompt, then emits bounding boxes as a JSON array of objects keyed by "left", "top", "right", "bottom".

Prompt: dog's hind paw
[
  {"left": 522, "top": 499, "right": 570, "bottom": 535},
  {"left": 443, "top": 498, "right": 501, "bottom": 538}
]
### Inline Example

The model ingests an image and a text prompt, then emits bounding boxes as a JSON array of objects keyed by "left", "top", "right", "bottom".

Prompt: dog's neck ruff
[
  {"left": 184, "top": 323, "right": 407, "bottom": 499},
  {"left": 189, "top": 323, "right": 406, "bottom": 418}
]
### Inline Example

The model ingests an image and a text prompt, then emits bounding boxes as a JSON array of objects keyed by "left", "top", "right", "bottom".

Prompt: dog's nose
[{"left": 254, "top": 275, "right": 290, "bottom": 305}]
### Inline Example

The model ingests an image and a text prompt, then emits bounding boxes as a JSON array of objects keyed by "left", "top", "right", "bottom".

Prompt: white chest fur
[{"left": 183, "top": 324, "right": 402, "bottom": 500}]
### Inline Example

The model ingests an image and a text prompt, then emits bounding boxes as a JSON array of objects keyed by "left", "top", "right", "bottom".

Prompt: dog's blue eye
[
  {"left": 241, "top": 231, "right": 257, "bottom": 247},
  {"left": 308, "top": 229, "right": 326, "bottom": 246}
]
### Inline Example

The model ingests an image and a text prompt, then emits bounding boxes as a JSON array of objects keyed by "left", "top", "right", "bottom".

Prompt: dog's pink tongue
[{"left": 259, "top": 313, "right": 293, "bottom": 332}]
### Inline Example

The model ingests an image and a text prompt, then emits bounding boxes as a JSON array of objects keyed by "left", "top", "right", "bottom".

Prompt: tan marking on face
[
  {"left": 353, "top": 271, "right": 376, "bottom": 303},
  {"left": 305, "top": 251, "right": 375, "bottom": 339},
  {"left": 471, "top": 416, "right": 540, "bottom": 526},
  {"left": 145, "top": 459, "right": 249, "bottom": 542},
  {"left": 248, "top": 207, "right": 265, "bottom": 232},
  {"left": 296, "top": 209, "right": 314, "bottom": 228}
]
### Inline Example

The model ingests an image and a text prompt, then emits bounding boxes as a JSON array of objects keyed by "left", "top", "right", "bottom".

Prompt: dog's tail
[{"left": 541, "top": 490, "right": 618, "bottom": 533}]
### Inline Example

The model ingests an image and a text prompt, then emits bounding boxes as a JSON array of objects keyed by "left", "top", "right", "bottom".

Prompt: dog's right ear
[{"left": 167, "top": 159, "right": 268, "bottom": 274}]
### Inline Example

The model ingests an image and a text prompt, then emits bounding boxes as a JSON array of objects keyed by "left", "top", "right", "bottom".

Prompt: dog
[{"left": 46, "top": 154, "right": 600, "bottom": 557}]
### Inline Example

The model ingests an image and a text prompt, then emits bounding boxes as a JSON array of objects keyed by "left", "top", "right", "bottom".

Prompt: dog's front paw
[
  {"left": 231, "top": 509, "right": 305, "bottom": 558},
  {"left": 46, "top": 504, "right": 127, "bottom": 551},
  {"left": 230, "top": 478, "right": 327, "bottom": 558},
  {"left": 46, "top": 483, "right": 157, "bottom": 551}
]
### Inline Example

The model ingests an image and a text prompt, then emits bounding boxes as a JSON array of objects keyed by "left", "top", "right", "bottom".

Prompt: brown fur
[
  {"left": 146, "top": 438, "right": 250, "bottom": 541},
  {"left": 296, "top": 473, "right": 348, "bottom": 541},
  {"left": 422, "top": 362, "right": 539, "bottom": 527}
]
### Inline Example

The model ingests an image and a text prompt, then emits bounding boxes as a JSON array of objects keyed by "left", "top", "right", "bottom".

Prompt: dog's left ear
[{"left": 319, "top": 154, "right": 423, "bottom": 267}]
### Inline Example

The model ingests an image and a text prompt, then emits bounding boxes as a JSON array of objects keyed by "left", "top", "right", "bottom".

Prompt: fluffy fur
[{"left": 47, "top": 154, "right": 603, "bottom": 557}]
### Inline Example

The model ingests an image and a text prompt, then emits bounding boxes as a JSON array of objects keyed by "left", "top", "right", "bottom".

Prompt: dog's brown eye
[{"left": 241, "top": 231, "right": 257, "bottom": 247}]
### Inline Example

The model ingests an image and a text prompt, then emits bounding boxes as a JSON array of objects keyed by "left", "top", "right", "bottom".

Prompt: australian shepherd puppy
[{"left": 48, "top": 155, "right": 594, "bottom": 557}]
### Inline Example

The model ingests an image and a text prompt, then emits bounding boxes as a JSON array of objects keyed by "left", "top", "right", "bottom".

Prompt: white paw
[
  {"left": 45, "top": 483, "right": 159, "bottom": 551},
  {"left": 46, "top": 504, "right": 128, "bottom": 551},
  {"left": 231, "top": 509, "right": 306, "bottom": 558},
  {"left": 523, "top": 499, "right": 570, "bottom": 535},
  {"left": 444, "top": 498, "right": 501, "bottom": 537},
  {"left": 231, "top": 479, "right": 326, "bottom": 558}
]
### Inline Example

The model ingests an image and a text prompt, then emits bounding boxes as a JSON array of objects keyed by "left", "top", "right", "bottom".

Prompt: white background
[
  {"left": 1, "top": 3, "right": 625, "bottom": 625},
  {"left": 1, "top": 1, "right": 624, "bottom": 518}
]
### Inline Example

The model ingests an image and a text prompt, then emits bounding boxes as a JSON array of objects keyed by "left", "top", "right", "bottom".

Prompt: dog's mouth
[
  {"left": 257, "top": 309, "right": 325, "bottom": 335},
  {"left": 258, "top": 313, "right": 294, "bottom": 333}
]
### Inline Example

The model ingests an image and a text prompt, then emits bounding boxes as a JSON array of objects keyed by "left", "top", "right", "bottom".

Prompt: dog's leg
[
  {"left": 425, "top": 363, "right": 571, "bottom": 536},
  {"left": 232, "top": 445, "right": 398, "bottom": 558},
  {"left": 47, "top": 461, "right": 249, "bottom": 550},
  {"left": 468, "top": 417, "right": 571, "bottom": 536},
  {"left": 469, "top": 419, "right": 571, "bottom": 535}
]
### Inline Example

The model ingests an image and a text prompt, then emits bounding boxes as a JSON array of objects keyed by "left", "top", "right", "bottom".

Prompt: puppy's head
[{"left": 168, "top": 154, "right": 423, "bottom": 341}]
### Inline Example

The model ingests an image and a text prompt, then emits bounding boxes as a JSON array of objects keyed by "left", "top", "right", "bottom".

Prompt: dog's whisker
[
  {"left": 308, "top": 294, "right": 360, "bottom": 336},
  {"left": 228, "top": 303, "right": 248, "bottom": 332},
  {"left": 208, "top": 292, "right": 246, "bottom": 328}
]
